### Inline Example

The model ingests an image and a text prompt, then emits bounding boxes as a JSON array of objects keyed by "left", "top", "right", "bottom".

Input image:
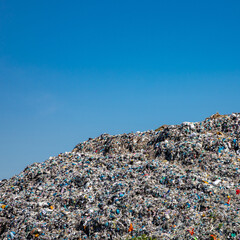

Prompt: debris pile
[{"left": 0, "top": 113, "right": 240, "bottom": 239}]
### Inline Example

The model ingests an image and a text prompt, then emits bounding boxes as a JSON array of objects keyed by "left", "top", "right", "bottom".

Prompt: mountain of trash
[{"left": 0, "top": 113, "right": 239, "bottom": 239}]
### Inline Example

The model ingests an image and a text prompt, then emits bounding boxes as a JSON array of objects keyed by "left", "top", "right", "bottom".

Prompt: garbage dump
[{"left": 0, "top": 112, "right": 239, "bottom": 239}]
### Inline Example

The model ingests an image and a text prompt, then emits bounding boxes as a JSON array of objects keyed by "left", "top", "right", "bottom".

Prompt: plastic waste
[{"left": 0, "top": 112, "right": 239, "bottom": 239}]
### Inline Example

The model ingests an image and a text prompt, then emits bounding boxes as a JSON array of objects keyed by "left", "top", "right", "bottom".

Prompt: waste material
[
  {"left": 0, "top": 112, "right": 240, "bottom": 239},
  {"left": 128, "top": 223, "right": 134, "bottom": 233}
]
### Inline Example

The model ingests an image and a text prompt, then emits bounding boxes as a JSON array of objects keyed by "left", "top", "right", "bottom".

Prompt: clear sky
[{"left": 0, "top": 0, "right": 240, "bottom": 179}]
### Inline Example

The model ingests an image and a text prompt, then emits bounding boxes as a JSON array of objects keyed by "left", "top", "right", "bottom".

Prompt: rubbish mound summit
[{"left": 0, "top": 113, "right": 239, "bottom": 239}]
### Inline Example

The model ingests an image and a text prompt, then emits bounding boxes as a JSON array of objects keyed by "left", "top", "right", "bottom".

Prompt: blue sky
[{"left": 0, "top": 0, "right": 240, "bottom": 179}]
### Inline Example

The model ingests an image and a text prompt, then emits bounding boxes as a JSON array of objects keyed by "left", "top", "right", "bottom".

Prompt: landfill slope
[{"left": 0, "top": 113, "right": 240, "bottom": 239}]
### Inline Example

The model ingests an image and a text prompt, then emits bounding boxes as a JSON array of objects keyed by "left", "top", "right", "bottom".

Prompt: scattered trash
[
  {"left": 0, "top": 113, "right": 239, "bottom": 239},
  {"left": 210, "top": 234, "right": 217, "bottom": 240},
  {"left": 128, "top": 223, "right": 134, "bottom": 232},
  {"left": 188, "top": 228, "right": 194, "bottom": 236}
]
